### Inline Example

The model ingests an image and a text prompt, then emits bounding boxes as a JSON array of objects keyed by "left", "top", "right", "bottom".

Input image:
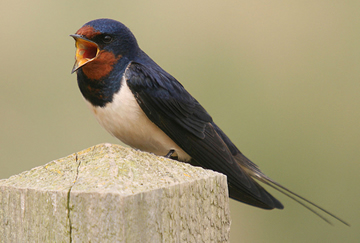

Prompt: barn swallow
[{"left": 71, "top": 18, "right": 348, "bottom": 225}]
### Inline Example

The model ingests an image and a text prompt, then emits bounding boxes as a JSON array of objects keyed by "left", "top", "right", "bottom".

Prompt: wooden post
[{"left": 0, "top": 144, "right": 231, "bottom": 242}]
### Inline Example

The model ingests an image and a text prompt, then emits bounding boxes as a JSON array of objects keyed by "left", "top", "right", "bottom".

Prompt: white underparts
[{"left": 86, "top": 77, "right": 191, "bottom": 162}]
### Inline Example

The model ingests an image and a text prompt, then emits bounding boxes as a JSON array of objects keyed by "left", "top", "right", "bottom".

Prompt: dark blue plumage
[{"left": 70, "top": 18, "right": 349, "bottom": 224}]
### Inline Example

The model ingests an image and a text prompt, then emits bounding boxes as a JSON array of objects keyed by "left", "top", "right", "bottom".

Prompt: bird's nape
[{"left": 71, "top": 18, "right": 349, "bottom": 227}]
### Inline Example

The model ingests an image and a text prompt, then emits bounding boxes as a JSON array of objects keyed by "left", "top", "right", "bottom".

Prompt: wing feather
[{"left": 125, "top": 62, "right": 283, "bottom": 209}]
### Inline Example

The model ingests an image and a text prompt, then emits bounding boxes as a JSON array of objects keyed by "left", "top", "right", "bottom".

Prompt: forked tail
[{"left": 254, "top": 171, "right": 350, "bottom": 226}]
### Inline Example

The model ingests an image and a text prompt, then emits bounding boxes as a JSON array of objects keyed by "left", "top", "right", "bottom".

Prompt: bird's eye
[{"left": 102, "top": 35, "right": 113, "bottom": 43}]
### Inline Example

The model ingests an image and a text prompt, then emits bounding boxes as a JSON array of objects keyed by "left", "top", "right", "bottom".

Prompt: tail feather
[
  {"left": 254, "top": 172, "right": 350, "bottom": 226},
  {"left": 229, "top": 180, "right": 284, "bottom": 210},
  {"left": 236, "top": 153, "right": 350, "bottom": 226}
]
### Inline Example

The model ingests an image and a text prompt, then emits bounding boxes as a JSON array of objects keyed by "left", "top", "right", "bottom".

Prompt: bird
[{"left": 70, "top": 18, "right": 348, "bottom": 226}]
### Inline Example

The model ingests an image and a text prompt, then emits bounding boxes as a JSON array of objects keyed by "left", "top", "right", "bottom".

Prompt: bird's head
[{"left": 71, "top": 18, "right": 139, "bottom": 80}]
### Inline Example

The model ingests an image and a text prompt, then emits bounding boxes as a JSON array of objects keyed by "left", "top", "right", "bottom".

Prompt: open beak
[{"left": 70, "top": 34, "right": 100, "bottom": 73}]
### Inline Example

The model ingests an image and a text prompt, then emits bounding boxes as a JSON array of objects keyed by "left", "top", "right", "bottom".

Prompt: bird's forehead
[{"left": 76, "top": 25, "right": 101, "bottom": 39}]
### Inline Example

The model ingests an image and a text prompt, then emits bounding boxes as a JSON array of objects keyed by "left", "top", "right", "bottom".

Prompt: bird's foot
[{"left": 165, "top": 149, "right": 175, "bottom": 158}]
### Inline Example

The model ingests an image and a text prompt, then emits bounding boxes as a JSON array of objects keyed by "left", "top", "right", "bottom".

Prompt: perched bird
[{"left": 71, "top": 18, "right": 348, "bottom": 225}]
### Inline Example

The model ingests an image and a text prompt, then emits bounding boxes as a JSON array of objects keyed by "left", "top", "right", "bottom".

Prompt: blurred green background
[{"left": 1, "top": 1, "right": 359, "bottom": 242}]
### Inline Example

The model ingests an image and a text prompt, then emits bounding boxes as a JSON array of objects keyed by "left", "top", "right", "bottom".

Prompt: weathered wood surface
[{"left": 0, "top": 143, "right": 231, "bottom": 242}]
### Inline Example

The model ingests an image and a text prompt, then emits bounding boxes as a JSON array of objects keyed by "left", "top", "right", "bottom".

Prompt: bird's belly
[{"left": 86, "top": 80, "right": 191, "bottom": 161}]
